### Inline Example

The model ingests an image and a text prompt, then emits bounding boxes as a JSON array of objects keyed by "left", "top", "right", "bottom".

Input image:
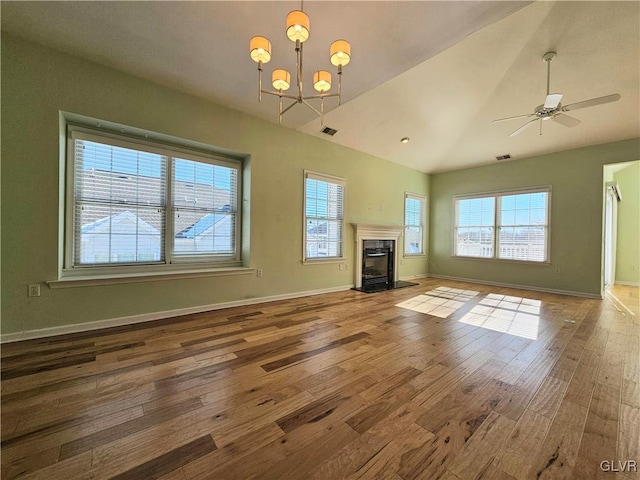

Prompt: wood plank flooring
[{"left": 1, "top": 279, "right": 638, "bottom": 480}]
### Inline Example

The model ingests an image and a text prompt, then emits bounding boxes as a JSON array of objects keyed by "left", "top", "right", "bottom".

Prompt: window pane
[
  {"left": 73, "top": 139, "right": 167, "bottom": 266},
  {"left": 172, "top": 157, "right": 237, "bottom": 257},
  {"left": 75, "top": 203, "right": 164, "bottom": 264},
  {"left": 497, "top": 191, "right": 548, "bottom": 261},
  {"left": 455, "top": 227, "right": 494, "bottom": 258},
  {"left": 499, "top": 226, "right": 547, "bottom": 262},
  {"left": 455, "top": 196, "right": 494, "bottom": 257},
  {"left": 458, "top": 197, "right": 495, "bottom": 228}
]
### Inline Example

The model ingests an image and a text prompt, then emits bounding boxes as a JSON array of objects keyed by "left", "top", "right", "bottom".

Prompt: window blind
[
  {"left": 404, "top": 193, "right": 426, "bottom": 255},
  {"left": 172, "top": 158, "right": 238, "bottom": 256},
  {"left": 304, "top": 171, "right": 345, "bottom": 259},
  {"left": 73, "top": 138, "right": 167, "bottom": 265}
]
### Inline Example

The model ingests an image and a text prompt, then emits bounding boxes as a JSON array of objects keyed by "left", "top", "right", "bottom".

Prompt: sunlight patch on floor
[
  {"left": 459, "top": 293, "right": 541, "bottom": 339},
  {"left": 395, "top": 286, "right": 479, "bottom": 318}
]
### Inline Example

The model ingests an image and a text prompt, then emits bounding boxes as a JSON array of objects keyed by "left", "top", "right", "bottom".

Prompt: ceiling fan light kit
[
  {"left": 249, "top": 3, "right": 351, "bottom": 126},
  {"left": 493, "top": 51, "right": 621, "bottom": 137}
]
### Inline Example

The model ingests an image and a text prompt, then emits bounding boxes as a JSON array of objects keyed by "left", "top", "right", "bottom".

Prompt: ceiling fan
[{"left": 493, "top": 51, "right": 621, "bottom": 137}]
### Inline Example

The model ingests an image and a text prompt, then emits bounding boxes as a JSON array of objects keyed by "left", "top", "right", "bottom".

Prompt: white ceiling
[{"left": 2, "top": 1, "right": 639, "bottom": 173}]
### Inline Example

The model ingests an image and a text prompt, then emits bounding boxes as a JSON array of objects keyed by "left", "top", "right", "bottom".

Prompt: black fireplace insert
[{"left": 360, "top": 240, "right": 394, "bottom": 292}]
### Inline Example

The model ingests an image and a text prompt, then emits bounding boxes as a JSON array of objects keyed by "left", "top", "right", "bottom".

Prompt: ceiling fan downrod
[{"left": 543, "top": 51, "right": 556, "bottom": 97}]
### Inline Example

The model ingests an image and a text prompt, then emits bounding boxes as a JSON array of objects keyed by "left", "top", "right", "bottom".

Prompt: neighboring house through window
[
  {"left": 304, "top": 170, "right": 345, "bottom": 261},
  {"left": 404, "top": 193, "right": 426, "bottom": 255},
  {"left": 66, "top": 125, "right": 242, "bottom": 275},
  {"left": 453, "top": 187, "right": 550, "bottom": 262}
]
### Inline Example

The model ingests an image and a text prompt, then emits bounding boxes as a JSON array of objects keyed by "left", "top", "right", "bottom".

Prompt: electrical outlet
[
  {"left": 345, "top": 263, "right": 349, "bottom": 270},
  {"left": 554, "top": 267, "right": 561, "bottom": 274},
  {"left": 256, "top": 268, "right": 263, "bottom": 278},
  {"left": 28, "top": 284, "right": 41, "bottom": 297},
  {"left": 339, "top": 263, "right": 344, "bottom": 271}
]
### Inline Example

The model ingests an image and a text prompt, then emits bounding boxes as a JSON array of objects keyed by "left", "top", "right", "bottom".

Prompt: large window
[
  {"left": 66, "top": 126, "right": 241, "bottom": 273},
  {"left": 404, "top": 193, "right": 426, "bottom": 255},
  {"left": 304, "top": 171, "right": 345, "bottom": 260},
  {"left": 453, "top": 188, "right": 550, "bottom": 262}
]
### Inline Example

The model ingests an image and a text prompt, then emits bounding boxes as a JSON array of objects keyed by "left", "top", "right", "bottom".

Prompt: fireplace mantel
[{"left": 352, "top": 224, "right": 403, "bottom": 288}]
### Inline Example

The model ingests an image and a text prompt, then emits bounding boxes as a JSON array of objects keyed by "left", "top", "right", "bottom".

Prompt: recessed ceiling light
[{"left": 400, "top": 137, "right": 410, "bottom": 144}]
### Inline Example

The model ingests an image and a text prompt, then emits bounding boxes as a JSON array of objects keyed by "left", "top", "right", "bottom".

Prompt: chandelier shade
[
  {"left": 330, "top": 40, "right": 351, "bottom": 67},
  {"left": 313, "top": 70, "right": 331, "bottom": 92},
  {"left": 249, "top": 36, "right": 272, "bottom": 63},
  {"left": 286, "top": 10, "right": 310, "bottom": 43},
  {"left": 272, "top": 69, "right": 291, "bottom": 91}
]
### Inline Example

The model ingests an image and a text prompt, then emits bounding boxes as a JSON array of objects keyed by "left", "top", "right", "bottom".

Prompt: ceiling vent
[
  {"left": 495, "top": 154, "right": 512, "bottom": 161},
  {"left": 321, "top": 126, "right": 338, "bottom": 136}
]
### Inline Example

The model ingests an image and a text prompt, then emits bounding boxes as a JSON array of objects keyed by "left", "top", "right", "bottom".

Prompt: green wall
[
  {"left": 429, "top": 140, "right": 640, "bottom": 296},
  {"left": 1, "top": 34, "right": 429, "bottom": 336},
  {"left": 614, "top": 162, "right": 640, "bottom": 284}
]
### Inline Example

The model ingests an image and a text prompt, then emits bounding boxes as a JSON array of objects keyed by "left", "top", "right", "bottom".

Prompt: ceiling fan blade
[
  {"left": 509, "top": 118, "right": 539, "bottom": 137},
  {"left": 544, "top": 93, "right": 563, "bottom": 109},
  {"left": 552, "top": 114, "right": 581, "bottom": 128},
  {"left": 563, "top": 93, "right": 621, "bottom": 111},
  {"left": 492, "top": 113, "right": 536, "bottom": 123}
]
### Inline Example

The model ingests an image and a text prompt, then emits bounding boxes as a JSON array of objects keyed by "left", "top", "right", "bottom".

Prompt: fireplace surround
[{"left": 352, "top": 224, "right": 403, "bottom": 290}]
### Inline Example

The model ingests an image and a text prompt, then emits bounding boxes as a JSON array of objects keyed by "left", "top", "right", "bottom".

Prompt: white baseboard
[
  {"left": 615, "top": 281, "right": 640, "bottom": 287},
  {"left": 1, "top": 284, "right": 354, "bottom": 344},
  {"left": 400, "top": 274, "right": 429, "bottom": 281},
  {"left": 427, "top": 274, "right": 602, "bottom": 299}
]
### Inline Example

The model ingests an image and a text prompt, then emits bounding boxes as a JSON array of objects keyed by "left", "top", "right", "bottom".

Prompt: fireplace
[
  {"left": 362, "top": 240, "right": 394, "bottom": 291},
  {"left": 351, "top": 224, "right": 418, "bottom": 293}
]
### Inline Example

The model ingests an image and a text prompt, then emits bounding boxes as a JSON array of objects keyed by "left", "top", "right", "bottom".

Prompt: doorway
[{"left": 602, "top": 160, "right": 640, "bottom": 293}]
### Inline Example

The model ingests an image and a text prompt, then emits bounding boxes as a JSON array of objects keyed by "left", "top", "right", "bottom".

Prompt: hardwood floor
[{"left": 1, "top": 279, "right": 638, "bottom": 480}]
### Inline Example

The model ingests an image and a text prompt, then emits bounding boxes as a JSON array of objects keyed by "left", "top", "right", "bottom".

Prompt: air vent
[
  {"left": 495, "top": 154, "right": 512, "bottom": 161},
  {"left": 321, "top": 126, "right": 338, "bottom": 136}
]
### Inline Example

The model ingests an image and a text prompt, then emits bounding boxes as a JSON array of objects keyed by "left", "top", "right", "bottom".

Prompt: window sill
[
  {"left": 48, "top": 266, "right": 255, "bottom": 289},
  {"left": 404, "top": 253, "right": 427, "bottom": 258},
  {"left": 302, "top": 257, "right": 346, "bottom": 265},
  {"left": 451, "top": 255, "right": 550, "bottom": 266}
]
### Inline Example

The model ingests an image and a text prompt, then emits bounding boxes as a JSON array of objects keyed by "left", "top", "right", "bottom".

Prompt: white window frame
[
  {"left": 404, "top": 192, "right": 426, "bottom": 256},
  {"left": 303, "top": 170, "right": 346, "bottom": 263},
  {"left": 63, "top": 125, "right": 242, "bottom": 278},
  {"left": 452, "top": 187, "right": 551, "bottom": 264}
]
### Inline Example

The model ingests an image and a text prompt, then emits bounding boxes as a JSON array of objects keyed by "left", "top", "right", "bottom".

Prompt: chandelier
[{"left": 249, "top": 5, "right": 351, "bottom": 125}]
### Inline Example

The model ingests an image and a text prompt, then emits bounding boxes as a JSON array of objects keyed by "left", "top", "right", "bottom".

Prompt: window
[
  {"left": 453, "top": 188, "right": 550, "bottom": 262},
  {"left": 304, "top": 171, "right": 345, "bottom": 260},
  {"left": 404, "top": 193, "right": 426, "bottom": 255},
  {"left": 66, "top": 126, "right": 241, "bottom": 273}
]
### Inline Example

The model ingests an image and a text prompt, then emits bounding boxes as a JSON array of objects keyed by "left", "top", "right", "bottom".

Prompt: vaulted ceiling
[{"left": 2, "top": 1, "right": 639, "bottom": 173}]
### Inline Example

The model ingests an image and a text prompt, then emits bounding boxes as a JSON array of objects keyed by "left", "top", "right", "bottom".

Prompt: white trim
[
  {"left": 1, "top": 284, "right": 354, "bottom": 343},
  {"left": 615, "top": 281, "right": 640, "bottom": 287},
  {"left": 400, "top": 274, "right": 429, "bottom": 281},
  {"left": 48, "top": 267, "right": 255, "bottom": 289},
  {"left": 427, "top": 273, "right": 602, "bottom": 299}
]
